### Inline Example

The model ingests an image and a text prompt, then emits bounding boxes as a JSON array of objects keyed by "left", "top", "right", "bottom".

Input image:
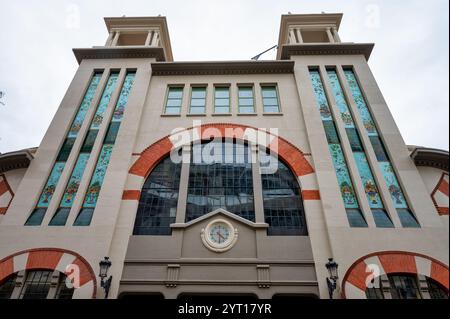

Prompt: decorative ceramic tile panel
[
  {"left": 329, "top": 144, "right": 359, "bottom": 209},
  {"left": 37, "top": 162, "right": 66, "bottom": 207},
  {"left": 353, "top": 152, "right": 383, "bottom": 209},
  {"left": 310, "top": 71, "right": 333, "bottom": 121},
  {"left": 344, "top": 69, "right": 412, "bottom": 214},
  {"left": 379, "top": 162, "right": 408, "bottom": 209},
  {"left": 112, "top": 73, "right": 135, "bottom": 122},
  {"left": 327, "top": 70, "right": 355, "bottom": 129},
  {"left": 343, "top": 70, "right": 378, "bottom": 136},
  {"left": 60, "top": 153, "right": 90, "bottom": 208},
  {"left": 91, "top": 73, "right": 119, "bottom": 130},
  {"left": 83, "top": 145, "right": 113, "bottom": 208},
  {"left": 68, "top": 73, "right": 102, "bottom": 138}
]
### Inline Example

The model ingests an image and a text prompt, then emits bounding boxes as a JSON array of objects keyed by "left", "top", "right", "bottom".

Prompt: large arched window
[
  {"left": 260, "top": 151, "right": 308, "bottom": 236},
  {"left": 133, "top": 156, "right": 182, "bottom": 235},
  {"left": 133, "top": 140, "right": 308, "bottom": 236},
  {"left": 366, "top": 274, "right": 449, "bottom": 299},
  {"left": 0, "top": 270, "right": 74, "bottom": 299}
]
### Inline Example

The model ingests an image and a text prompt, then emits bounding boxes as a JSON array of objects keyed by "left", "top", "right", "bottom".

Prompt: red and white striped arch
[
  {"left": 122, "top": 123, "right": 320, "bottom": 202},
  {"left": 342, "top": 251, "right": 449, "bottom": 299},
  {"left": 0, "top": 248, "right": 97, "bottom": 299},
  {"left": 0, "top": 174, "right": 14, "bottom": 215},
  {"left": 432, "top": 173, "right": 449, "bottom": 216}
]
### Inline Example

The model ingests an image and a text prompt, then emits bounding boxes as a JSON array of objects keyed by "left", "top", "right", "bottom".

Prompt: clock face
[
  {"left": 201, "top": 219, "right": 238, "bottom": 252},
  {"left": 209, "top": 223, "right": 231, "bottom": 245}
]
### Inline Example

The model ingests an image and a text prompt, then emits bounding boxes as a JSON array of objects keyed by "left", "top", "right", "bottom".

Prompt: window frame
[
  {"left": 213, "top": 85, "right": 231, "bottom": 115},
  {"left": 260, "top": 84, "right": 282, "bottom": 114},
  {"left": 237, "top": 85, "right": 256, "bottom": 114},
  {"left": 189, "top": 85, "right": 208, "bottom": 115},
  {"left": 163, "top": 86, "right": 184, "bottom": 116}
]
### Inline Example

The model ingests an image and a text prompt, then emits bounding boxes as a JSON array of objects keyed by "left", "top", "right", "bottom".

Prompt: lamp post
[
  {"left": 99, "top": 257, "right": 113, "bottom": 299},
  {"left": 325, "top": 258, "right": 339, "bottom": 299}
]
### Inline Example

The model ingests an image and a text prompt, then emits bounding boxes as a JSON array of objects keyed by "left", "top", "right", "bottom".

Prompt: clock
[{"left": 201, "top": 219, "right": 238, "bottom": 253}]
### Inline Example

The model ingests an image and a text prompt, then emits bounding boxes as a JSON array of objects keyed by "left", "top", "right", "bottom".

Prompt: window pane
[
  {"left": 262, "top": 87, "right": 277, "bottom": 98},
  {"left": 238, "top": 88, "right": 253, "bottom": 98},
  {"left": 346, "top": 128, "right": 364, "bottom": 152},
  {"left": 372, "top": 209, "right": 394, "bottom": 228},
  {"left": 190, "top": 106, "right": 205, "bottom": 114},
  {"left": 263, "top": 98, "right": 279, "bottom": 106},
  {"left": 73, "top": 208, "right": 94, "bottom": 226},
  {"left": 25, "top": 208, "right": 47, "bottom": 226},
  {"left": 168, "top": 88, "right": 183, "bottom": 99},
  {"left": 166, "top": 99, "right": 182, "bottom": 107},
  {"left": 165, "top": 106, "right": 181, "bottom": 115},
  {"left": 398, "top": 209, "right": 420, "bottom": 228},
  {"left": 264, "top": 106, "right": 280, "bottom": 113},
  {"left": 105, "top": 122, "right": 121, "bottom": 144},
  {"left": 49, "top": 208, "right": 71, "bottom": 226},
  {"left": 239, "top": 106, "right": 255, "bottom": 114},
  {"left": 215, "top": 98, "right": 230, "bottom": 107},
  {"left": 0, "top": 274, "right": 17, "bottom": 299},
  {"left": 323, "top": 120, "right": 340, "bottom": 144},
  {"left": 215, "top": 106, "right": 230, "bottom": 114},
  {"left": 215, "top": 87, "right": 229, "bottom": 98},
  {"left": 191, "top": 88, "right": 206, "bottom": 99},
  {"left": 370, "top": 136, "right": 389, "bottom": 161},
  {"left": 347, "top": 209, "right": 368, "bottom": 227},
  {"left": 389, "top": 275, "right": 421, "bottom": 299},
  {"left": 239, "top": 98, "right": 254, "bottom": 106},
  {"left": 191, "top": 98, "right": 206, "bottom": 107},
  {"left": 57, "top": 138, "right": 76, "bottom": 162}
]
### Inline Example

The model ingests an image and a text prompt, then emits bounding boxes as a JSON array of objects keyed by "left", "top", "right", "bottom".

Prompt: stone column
[
  {"left": 326, "top": 28, "right": 335, "bottom": 43},
  {"left": 331, "top": 27, "right": 341, "bottom": 42},
  {"left": 112, "top": 31, "right": 121, "bottom": 46},
  {"left": 175, "top": 145, "right": 191, "bottom": 223},
  {"left": 145, "top": 31, "right": 153, "bottom": 46},
  {"left": 251, "top": 144, "right": 265, "bottom": 223}
]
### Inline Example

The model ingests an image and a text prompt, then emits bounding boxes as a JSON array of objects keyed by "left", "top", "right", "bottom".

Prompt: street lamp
[
  {"left": 325, "top": 258, "right": 339, "bottom": 299},
  {"left": 99, "top": 257, "right": 113, "bottom": 299}
]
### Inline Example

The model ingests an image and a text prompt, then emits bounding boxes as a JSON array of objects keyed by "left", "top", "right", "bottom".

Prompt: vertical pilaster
[
  {"left": 176, "top": 145, "right": 191, "bottom": 224},
  {"left": 251, "top": 144, "right": 265, "bottom": 223}
]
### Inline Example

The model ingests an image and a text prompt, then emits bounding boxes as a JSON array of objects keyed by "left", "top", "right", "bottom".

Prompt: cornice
[
  {"left": 0, "top": 148, "right": 36, "bottom": 174},
  {"left": 280, "top": 43, "right": 375, "bottom": 61},
  {"left": 151, "top": 60, "right": 295, "bottom": 76},
  {"left": 410, "top": 147, "right": 449, "bottom": 171},
  {"left": 73, "top": 47, "right": 167, "bottom": 64}
]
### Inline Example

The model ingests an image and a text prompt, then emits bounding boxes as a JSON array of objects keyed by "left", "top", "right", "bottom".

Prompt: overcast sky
[{"left": 0, "top": 0, "right": 448, "bottom": 154}]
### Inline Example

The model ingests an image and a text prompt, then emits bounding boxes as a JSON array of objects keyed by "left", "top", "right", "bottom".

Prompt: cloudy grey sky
[{"left": 0, "top": 0, "right": 448, "bottom": 153}]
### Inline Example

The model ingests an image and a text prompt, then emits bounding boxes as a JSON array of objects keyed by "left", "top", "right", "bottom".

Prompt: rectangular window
[
  {"left": 238, "top": 86, "right": 255, "bottom": 113},
  {"left": 164, "top": 87, "right": 183, "bottom": 115},
  {"left": 261, "top": 85, "right": 280, "bottom": 113},
  {"left": 189, "top": 86, "right": 207, "bottom": 114},
  {"left": 214, "top": 86, "right": 230, "bottom": 114}
]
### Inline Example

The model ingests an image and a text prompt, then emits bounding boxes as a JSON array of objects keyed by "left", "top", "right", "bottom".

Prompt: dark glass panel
[
  {"left": 20, "top": 270, "right": 52, "bottom": 299},
  {"left": 369, "top": 136, "right": 389, "bottom": 162},
  {"left": 49, "top": 208, "right": 71, "bottom": 226},
  {"left": 397, "top": 209, "right": 420, "bottom": 228},
  {"left": 104, "top": 122, "right": 121, "bottom": 145},
  {"left": 346, "top": 128, "right": 364, "bottom": 152},
  {"left": 426, "top": 277, "right": 449, "bottom": 299},
  {"left": 80, "top": 130, "right": 99, "bottom": 153},
  {"left": 0, "top": 274, "right": 17, "bottom": 299},
  {"left": 56, "top": 274, "right": 75, "bottom": 299},
  {"left": 372, "top": 209, "right": 395, "bottom": 228},
  {"left": 323, "top": 120, "right": 340, "bottom": 144},
  {"left": 389, "top": 275, "right": 421, "bottom": 299},
  {"left": 73, "top": 208, "right": 94, "bottom": 226},
  {"left": 346, "top": 209, "right": 368, "bottom": 228},
  {"left": 57, "top": 138, "right": 76, "bottom": 162},
  {"left": 25, "top": 208, "right": 47, "bottom": 226}
]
